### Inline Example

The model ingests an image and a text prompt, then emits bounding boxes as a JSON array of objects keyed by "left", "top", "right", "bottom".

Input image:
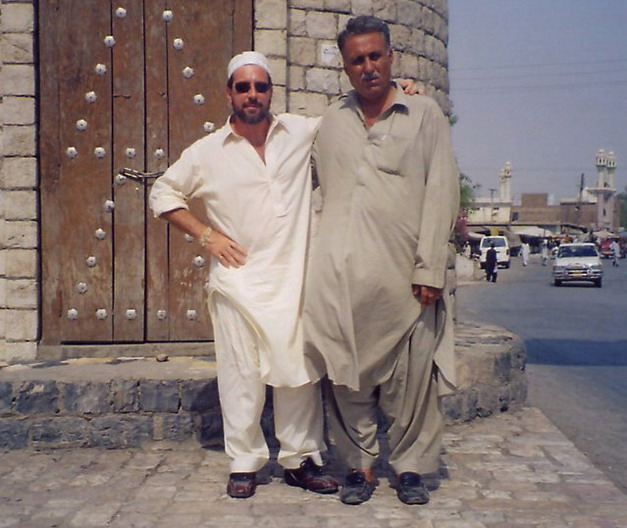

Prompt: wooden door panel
[
  {"left": 234, "top": 0, "right": 255, "bottom": 54},
  {"left": 39, "top": 0, "right": 253, "bottom": 347},
  {"left": 163, "top": 0, "right": 251, "bottom": 341},
  {"left": 39, "top": 0, "right": 64, "bottom": 346},
  {"left": 165, "top": 0, "right": 228, "bottom": 341},
  {"left": 112, "top": 0, "right": 146, "bottom": 341},
  {"left": 145, "top": 0, "right": 171, "bottom": 341},
  {"left": 41, "top": 0, "right": 114, "bottom": 343}
]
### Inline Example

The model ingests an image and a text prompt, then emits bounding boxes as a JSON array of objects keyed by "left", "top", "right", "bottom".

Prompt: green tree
[
  {"left": 459, "top": 172, "right": 476, "bottom": 213},
  {"left": 452, "top": 173, "right": 477, "bottom": 251}
]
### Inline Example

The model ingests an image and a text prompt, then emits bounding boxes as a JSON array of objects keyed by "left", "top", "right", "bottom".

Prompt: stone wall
[
  {"left": 0, "top": 0, "right": 450, "bottom": 364},
  {"left": 281, "top": 0, "right": 451, "bottom": 115},
  {"left": 0, "top": 0, "right": 39, "bottom": 365},
  {"left": 0, "top": 321, "right": 526, "bottom": 450}
]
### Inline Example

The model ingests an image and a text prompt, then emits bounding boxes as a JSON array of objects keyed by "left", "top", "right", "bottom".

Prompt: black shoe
[
  {"left": 284, "top": 458, "right": 339, "bottom": 494},
  {"left": 226, "top": 472, "right": 256, "bottom": 498},
  {"left": 395, "top": 472, "right": 429, "bottom": 505},
  {"left": 339, "top": 471, "right": 377, "bottom": 505}
]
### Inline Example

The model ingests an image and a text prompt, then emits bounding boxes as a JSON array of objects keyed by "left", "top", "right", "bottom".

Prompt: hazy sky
[{"left": 448, "top": 0, "right": 627, "bottom": 202}]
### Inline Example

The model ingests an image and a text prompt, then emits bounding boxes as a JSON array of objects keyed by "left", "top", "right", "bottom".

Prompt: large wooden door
[{"left": 39, "top": 0, "right": 253, "bottom": 346}]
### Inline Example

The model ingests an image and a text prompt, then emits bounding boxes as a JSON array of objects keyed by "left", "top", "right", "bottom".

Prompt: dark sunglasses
[{"left": 233, "top": 81, "right": 271, "bottom": 94}]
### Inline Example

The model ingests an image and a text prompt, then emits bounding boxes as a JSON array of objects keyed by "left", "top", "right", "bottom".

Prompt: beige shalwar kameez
[
  {"left": 150, "top": 114, "right": 325, "bottom": 472},
  {"left": 303, "top": 86, "right": 459, "bottom": 475}
]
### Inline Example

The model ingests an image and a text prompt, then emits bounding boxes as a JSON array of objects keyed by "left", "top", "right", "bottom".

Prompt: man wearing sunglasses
[{"left": 150, "top": 52, "right": 338, "bottom": 499}]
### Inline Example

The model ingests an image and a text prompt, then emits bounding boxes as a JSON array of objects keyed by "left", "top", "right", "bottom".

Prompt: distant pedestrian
[
  {"left": 520, "top": 242, "right": 531, "bottom": 266},
  {"left": 610, "top": 240, "right": 620, "bottom": 267},
  {"left": 540, "top": 240, "right": 549, "bottom": 266},
  {"left": 463, "top": 242, "right": 471, "bottom": 259},
  {"left": 485, "top": 243, "right": 498, "bottom": 282}
]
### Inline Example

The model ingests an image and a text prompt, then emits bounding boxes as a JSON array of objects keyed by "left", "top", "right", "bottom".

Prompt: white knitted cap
[{"left": 227, "top": 51, "right": 271, "bottom": 79}]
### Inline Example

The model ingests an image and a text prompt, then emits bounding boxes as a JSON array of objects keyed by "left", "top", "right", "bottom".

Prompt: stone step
[{"left": 0, "top": 321, "right": 527, "bottom": 450}]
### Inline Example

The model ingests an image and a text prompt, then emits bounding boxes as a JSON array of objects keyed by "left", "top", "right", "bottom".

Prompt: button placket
[{"left": 264, "top": 133, "right": 289, "bottom": 218}]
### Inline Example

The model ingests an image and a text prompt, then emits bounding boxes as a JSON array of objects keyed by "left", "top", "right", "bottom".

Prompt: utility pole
[
  {"left": 489, "top": 188, "right": 497, "bottom": 235},
  {"left": 575, "top": 173, "right": 584, "bottom": 227},
  {"left": 489, "top": 187, "right": 497, "bottom": 215}
]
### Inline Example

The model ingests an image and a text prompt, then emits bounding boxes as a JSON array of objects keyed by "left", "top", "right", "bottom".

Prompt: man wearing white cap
[{"left": 149, "top": 51, "right": 338, "bottom": 499}]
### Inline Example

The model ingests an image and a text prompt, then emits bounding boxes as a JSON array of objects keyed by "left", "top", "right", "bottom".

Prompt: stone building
[
  {"left": 0, "top": 0, "right": 452, "bottom": 364},
  {"left": 467, "top": 161, "right": 513, "bottom": 226},
  {"left": 468, "top": 152, "right": 622, "bottom": 242}
]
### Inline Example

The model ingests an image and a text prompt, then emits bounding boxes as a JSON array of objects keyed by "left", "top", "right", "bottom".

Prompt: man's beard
[{"left": 235, "top": 105, "right": 269, "bottom": 124}]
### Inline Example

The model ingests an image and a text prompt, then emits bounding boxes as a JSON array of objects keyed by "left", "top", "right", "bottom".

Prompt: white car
[
  {"left": 552, "top": 243, "right": 603, "bottom": 287},
  {"left": 479, "top": 236, "right": 510, "bottom": 269}
]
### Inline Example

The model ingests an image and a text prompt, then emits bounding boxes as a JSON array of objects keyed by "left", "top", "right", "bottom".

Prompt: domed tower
[
  {"left": 499, "top": 161, "right": 513, "bottom": 203},
  {"left": 588, "top": 149, "right": 618, "bottom": 231}
]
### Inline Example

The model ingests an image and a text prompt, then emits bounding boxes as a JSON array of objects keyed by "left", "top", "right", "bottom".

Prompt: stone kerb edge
[
  {"left": 0, "top": 322, "right": 527, "bottom": 450},
  {"left": 0, "top": 378, "right": 224, "bottom": 450}
]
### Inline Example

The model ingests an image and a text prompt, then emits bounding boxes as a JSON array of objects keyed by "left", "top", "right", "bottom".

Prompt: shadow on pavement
[{"left": 525, "top": 338, "right": 627, "bottom": 366}]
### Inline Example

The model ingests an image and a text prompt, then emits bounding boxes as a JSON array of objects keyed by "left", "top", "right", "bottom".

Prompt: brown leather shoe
[
  {"left": 284, "top": 458, "right": 339, "bottom": 494},
  {"left": 226, "top": 472, "right": 256, "bottom": 498}
]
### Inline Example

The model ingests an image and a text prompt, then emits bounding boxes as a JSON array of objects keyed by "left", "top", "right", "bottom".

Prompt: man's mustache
[{"left": 361, "top": 72, "right": 380, "bottom": 81}]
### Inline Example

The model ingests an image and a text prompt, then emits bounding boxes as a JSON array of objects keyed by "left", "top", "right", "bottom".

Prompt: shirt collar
[
  {"left": 342, "top": 82, "right": 409, "bottom": 117},
  {"left": 218, "top": 113, "right": 289, "bottom": 145}
]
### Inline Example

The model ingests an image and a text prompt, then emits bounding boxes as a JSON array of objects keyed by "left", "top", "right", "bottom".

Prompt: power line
[
  {"left": 450, "top": 57, "right": 627, "bottom": 72},
  {"left": 458, "top": 166, "right": 620, "bottom": 174},
  {"left": 451, "top": 68, "right": 627, "bottom": 82},
  {"left": 452, "top": 78, "right": 627, "bottom": 94}
]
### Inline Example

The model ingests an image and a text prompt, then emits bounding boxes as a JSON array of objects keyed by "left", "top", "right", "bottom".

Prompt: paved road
[
  {"left": 457, "top": 254, "right": 627, "bottom": 493},
  {"left": 2, "top": 408, "right": 627, "bottom": 527}
]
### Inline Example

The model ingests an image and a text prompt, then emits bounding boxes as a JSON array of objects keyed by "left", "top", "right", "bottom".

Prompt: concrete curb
[
  {"left": 0, "top": 321, "right": 527, "bottom": 450},
  {"left": 443, "top": 321, "right": 527, "bottom": 423}
]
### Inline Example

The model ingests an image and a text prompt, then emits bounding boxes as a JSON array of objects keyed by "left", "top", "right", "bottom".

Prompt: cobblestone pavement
[{"left": 1, "top": 407, "right": 626, "bottom": 528}]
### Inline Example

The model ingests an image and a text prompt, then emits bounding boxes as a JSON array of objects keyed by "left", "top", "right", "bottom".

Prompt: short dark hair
[{"left": 337, "top": 15, "right": 391, "bottom": 52}]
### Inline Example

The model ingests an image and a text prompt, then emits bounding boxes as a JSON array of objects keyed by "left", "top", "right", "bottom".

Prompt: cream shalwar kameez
[
  {"left": 150, "top": 113, "right": 325, "bottom": 472},
  {"left": 304, "top": 86, "right": 460, "bottom": 475}
]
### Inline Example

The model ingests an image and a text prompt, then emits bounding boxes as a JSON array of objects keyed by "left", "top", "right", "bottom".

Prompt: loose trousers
[
  {"left": 212, "top": 293, "right": 325, "bottom": 473},
  {"left": 325, "top": 304, "right": 443, "bottom": 475}
]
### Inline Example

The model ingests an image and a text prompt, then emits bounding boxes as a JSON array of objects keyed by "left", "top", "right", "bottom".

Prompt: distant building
[
  {"left": 467, "top": 161, "right": 513, "bottom": 226},
  {"left": 559, "top": 192, "right": 599, "bottom": 231},
  {"left": 586, "top": 149, "right": 619, "bottom": 232},
  {"left": 512, "top": 193, "right": 560, "bottom": 223},
  {"left": 467, "top": 151, "right": 620, "bottom": 241}
]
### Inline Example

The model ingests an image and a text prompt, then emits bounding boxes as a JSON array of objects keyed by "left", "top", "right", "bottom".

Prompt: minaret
[
  {"left": 589, "top": 149, "right": 618, "bottom": 231},
  {"left": 499, "top": 161, "right": 512, "bottom": 202},
  {"left": 606, "top": 151, "right": 617, "bottom": 190}
]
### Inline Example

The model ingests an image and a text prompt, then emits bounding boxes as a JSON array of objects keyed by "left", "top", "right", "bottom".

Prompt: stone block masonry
[
  {"left": 284, "top": 0, "right": 453, "bottom": 115},
  {"left": 0, "top": 372, "right": 225, "bottom": 450},
  {"left": 0, "top": 321, "right": 527, "bottom": 450},
  {"left": 0, "top": 0, "right": 38, "bottom": 365}
]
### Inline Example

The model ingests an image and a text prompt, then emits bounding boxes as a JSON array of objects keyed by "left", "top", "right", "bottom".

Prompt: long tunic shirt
[
  {"left": 149, "top": 114, "right": 321, "bottom": 388},
  {"left": 303, "top": 86, "right": 460, "bottom": 391}
]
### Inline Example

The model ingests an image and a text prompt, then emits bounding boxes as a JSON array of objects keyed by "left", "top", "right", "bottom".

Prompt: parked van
[{"left": 479, "top": 236, "right": 510, "bottom": 269}]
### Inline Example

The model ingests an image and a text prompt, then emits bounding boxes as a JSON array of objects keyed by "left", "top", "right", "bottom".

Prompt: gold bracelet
[{"left": 198, "top": 226, "right": 213, "bottom": 247}]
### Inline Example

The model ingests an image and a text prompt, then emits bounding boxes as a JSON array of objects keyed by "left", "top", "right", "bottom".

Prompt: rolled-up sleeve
[{"left": 149, "top": 146, "right": 202, "bottom": 218}]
